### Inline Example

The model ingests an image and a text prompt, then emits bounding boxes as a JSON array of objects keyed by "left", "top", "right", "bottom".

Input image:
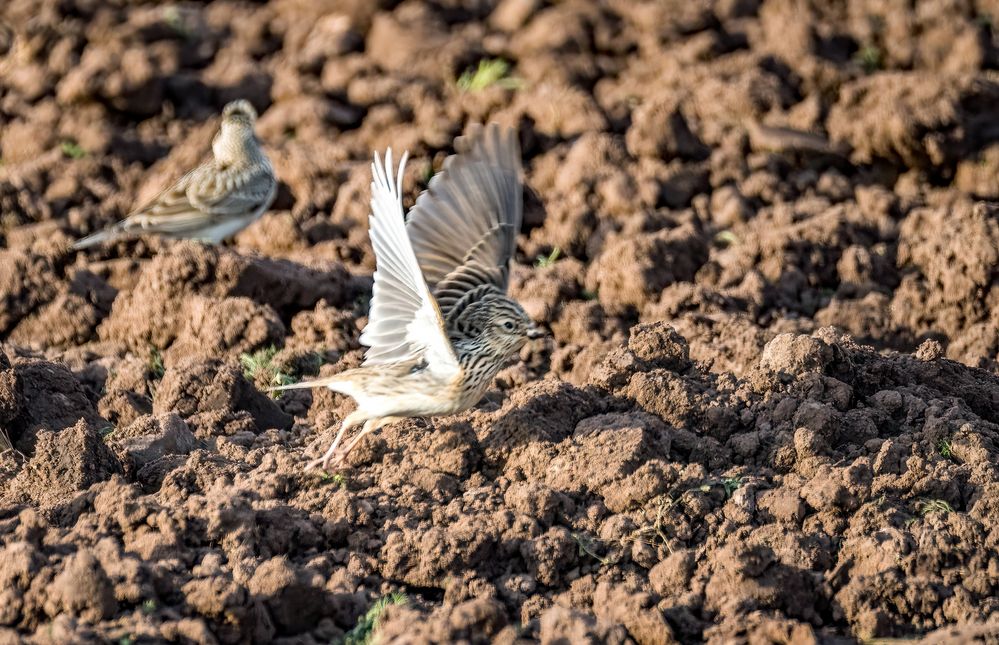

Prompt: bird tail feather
[
  {"left": 266, "top": 374, "right": 352, "bottom": 394},
  {"left": 71, "top": 224, "right": 125, "bottom": 250}
]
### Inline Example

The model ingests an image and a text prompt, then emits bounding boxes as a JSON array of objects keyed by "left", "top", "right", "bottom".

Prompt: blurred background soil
[{"left": 1, "top": 0, "right": 999, "bottom": 643}]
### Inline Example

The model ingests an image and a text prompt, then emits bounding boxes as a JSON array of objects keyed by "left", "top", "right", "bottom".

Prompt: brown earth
[{"left": 2, "top": 0, "right": 999, "bottom": 643}]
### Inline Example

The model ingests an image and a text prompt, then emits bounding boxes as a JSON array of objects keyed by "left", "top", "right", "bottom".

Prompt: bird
[
  {"left": 272, "top": 123, "right": 543, "bottom": 472},
  {"left": 71, "top": 99, "right": 277, "bottom": 250}
]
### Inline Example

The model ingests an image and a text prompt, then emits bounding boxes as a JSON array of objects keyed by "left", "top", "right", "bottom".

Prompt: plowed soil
[{"left": 2, "top": 1, "right": 999, "bottom": 643}]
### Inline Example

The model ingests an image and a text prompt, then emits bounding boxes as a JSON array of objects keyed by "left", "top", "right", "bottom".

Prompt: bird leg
[
  {"left": 305, "top": 410, "right": 365, "bottom": 472},
  {"left": 327, "top": 416, "right": 400, "bottom": 469}
]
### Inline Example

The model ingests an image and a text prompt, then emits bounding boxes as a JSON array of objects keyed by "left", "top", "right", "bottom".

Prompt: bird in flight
[
  {"left": 71, "top": 99, "right": 276, "bottom": 250},
  {"left": 273, "top": 124, "right": 542, "bottom": 471}
]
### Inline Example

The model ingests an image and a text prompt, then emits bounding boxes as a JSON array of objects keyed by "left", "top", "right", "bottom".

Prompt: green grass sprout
[
  {"left": 916, "top": 499, "right": 954, "bottom": 517},
  {"left": 343, "top": 592, "right": 408, "bottom": 645},
  {"left": 239, "top": 345, "right": 297, "bottom": 395},
  {"left": 60, "top": 140, "right": 87, "bottom": 160},
  {"left": 457, "top": 59, "right": 523, "bottom": 92},
  {"left": 854, "top": 44, "right": 883, "bottom": 73},
  {"left": 535, "top": 247, "right": 562, "bottom": 268},
  {"left": 148, "top": 347, "right": 165, "bottom": 379}
]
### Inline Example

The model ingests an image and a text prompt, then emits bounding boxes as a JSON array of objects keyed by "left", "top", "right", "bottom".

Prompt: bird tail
[
  {"left": 71, "top": 223, "right": 125, "bottom": 250},
  {"left": 266, "top": 374, "right": 353, "bottom": 395}
]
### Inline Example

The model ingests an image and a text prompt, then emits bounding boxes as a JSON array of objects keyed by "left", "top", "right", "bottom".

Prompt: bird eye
[{"left": 502, "top": 321, "right": 515, "bottom": 331}]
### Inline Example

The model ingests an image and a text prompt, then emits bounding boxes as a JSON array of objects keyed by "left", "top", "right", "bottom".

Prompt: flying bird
[
  {"left": 273, "top": 124, "right": 541, "bottom": 471},
  {"left": 72, "top": 99, "right": 276, "bottom": 250}
]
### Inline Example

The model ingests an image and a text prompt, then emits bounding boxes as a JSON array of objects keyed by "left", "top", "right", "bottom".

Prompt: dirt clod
[{"left": 2, "top": 0, "right": 999, "bottom": 642}]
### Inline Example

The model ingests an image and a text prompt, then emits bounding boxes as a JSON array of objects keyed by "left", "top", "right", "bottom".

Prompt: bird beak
[{"left": 526, "top": 324, "right": 546, "bottom": 340}]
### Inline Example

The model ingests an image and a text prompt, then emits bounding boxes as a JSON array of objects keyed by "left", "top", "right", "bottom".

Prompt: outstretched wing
[
  {"left": 360, "top": 149, "right": 461, "bottom": 374},
  {"left": 405, "top": 124, "right": 522, "bottom": 316}
]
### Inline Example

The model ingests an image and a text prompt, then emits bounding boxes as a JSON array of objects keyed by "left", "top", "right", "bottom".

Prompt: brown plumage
[
  {"left": 72, "top": 99, "right": 276, "bottom": 250},
  {"left": 272, "top": 124, "right": 541, "bottom": 471}
]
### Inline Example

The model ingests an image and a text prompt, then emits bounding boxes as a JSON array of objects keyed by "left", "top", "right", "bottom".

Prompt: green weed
[
  {"left": 457, "top": 59, "right": 523, "bottom": 92},
  {"left": 916, "top": 498, "right": 954, "bottom": 516},
  {"left": 693, "top": 476, "right": 744, "bottom": 499},
  {"left": 535, "top": 247, "right": 562, "bottom": 268},
  {"left": 240, "top": 346, "right": 297, "bottom": 394},
  {"left": 148, "top": 347, "right": 165, "bottom": 379},
  {"left": 343, "top": 592, "right": 408, "bottom": 645},
  {"left": 854, "top": 44, "right": 883, "bottom": 73},
  {"left": 722, "top": 476, "right": 744, "bottom": 498},
  {"left": 321, "top": 472, "right": 346, "bottom": 488},
  {"left": 60, "top": 140, "right": 87, "bottom": 160}
]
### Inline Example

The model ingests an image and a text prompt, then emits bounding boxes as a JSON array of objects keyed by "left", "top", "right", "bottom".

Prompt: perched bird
[
  {"left": 71, "top": 100, "right": 276, "bottom": 250},
  {"left": 273, "top": 124, "right": 542, "bottom": 471}
]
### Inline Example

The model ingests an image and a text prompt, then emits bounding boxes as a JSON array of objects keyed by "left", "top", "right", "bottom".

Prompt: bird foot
[
  {"left": 305, "top": 444, "right": 351, "bottom": 473},
  {"left": 304, "top": 456, "right": 328, "bottom": 473}
]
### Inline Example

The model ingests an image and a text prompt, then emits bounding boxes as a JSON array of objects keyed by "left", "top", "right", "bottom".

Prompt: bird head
[
  {"left": 214, "top": 100, "right": 260, "bottom": 164},
  {"left": 471, "top": 296, "right": 542, "bottom": 360},
  {"left": 222, "top": 99, "right": 258, "bottom": 124}
]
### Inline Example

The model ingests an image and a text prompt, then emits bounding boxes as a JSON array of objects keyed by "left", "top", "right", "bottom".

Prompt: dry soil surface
[{"left": 1, "top": 0, "right": 999, "bottom": 643}]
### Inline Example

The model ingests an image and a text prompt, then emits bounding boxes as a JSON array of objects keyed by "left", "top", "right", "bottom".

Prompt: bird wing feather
[
  {"left": 360, "top": 149, "right": 461, "bottom": 376},
  {"left": 187, "top": 160, "right": 277, "bottom": 216},
  {"left": 404, "top": 124, "right": 522, "bottom": 316},
  {"left": 121, "top": 162, "right": 275, "bottom": 234}
]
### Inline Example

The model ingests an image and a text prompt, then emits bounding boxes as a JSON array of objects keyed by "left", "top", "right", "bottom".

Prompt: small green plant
[
  {"left": 854, "top": 44, "right": 883, "bottom": 73},
  {"left": 240, "top": 346, "right": 297, "bottom": 395},
  {"left": 118, "top": 637, "right": 135, "bottom": 645},
  {"left": 60, "top": 140, "right": 87, "bottom": 160},
  {"left": 457, "top": 58, "right": 522, "bottom": 92},
  {"left": 321, "top": 472, "right": 346, "bottom": 488},
  {"left": 148, "top": 347, "right": 165, "bottom": 379},
  {"left": 99, "top": 426, "right": 116, "bottom": 440},
  {"left": 692, "top": 477, "right": 744, "bottom": 499},
  {"left": 916, "top": 498, "right": 954, "bottom": 517},
  {"left": 722, "top": 476, "right": 744, "bottom": 498},
  {"left": 141, "top": 599, "right": 157, "bottom": 614},
  {"left": 581, "top": 289, "right": 598, "bottom": 301},
  {"left": 936, "top": 438, "right": 953, "bottom": 459},
  {"left": 343, "top": 592, "right": 408, "bottom": 645},
  {"left": 535, "top": 247, "right": 561, "bottom": 268}
]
